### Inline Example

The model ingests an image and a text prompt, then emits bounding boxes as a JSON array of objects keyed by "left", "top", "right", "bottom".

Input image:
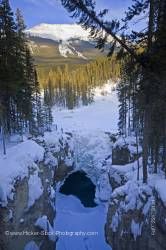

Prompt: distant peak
[{"left": 26, "top": 23, "right": 90, "bottom": 42}]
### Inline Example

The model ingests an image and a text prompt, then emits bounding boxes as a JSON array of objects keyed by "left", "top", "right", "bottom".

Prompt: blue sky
[{"left": 10, "top": 0, "right": 132, "bottom": 28}]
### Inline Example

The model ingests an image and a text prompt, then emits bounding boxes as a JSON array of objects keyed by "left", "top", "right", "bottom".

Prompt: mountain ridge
[
  {"left": 27, "top": 23, "right": 109, "bottom": 66},
  {"left": 26, "top": 23, "right": 91, "bottom": 42}
]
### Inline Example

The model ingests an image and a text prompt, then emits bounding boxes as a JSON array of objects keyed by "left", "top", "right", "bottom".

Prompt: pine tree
[
  {"left": 0, "top": 1, "right": 52, "bottom": 148},
  {"left": 59, "top": 0, "right": 166, "bottom": 183},
  {"left": 0, "top": 0, "right": 17, "bottom": 132}
]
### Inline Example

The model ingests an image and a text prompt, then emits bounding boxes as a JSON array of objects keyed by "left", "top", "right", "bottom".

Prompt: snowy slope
[
  {"left": 59, "top": 41, "right": 87, "bottom": 59},
  {"left": 27, "top": 23, "right": 90, "bottom": 42},
  {"left": 0, "top": 140, "right": 44, "bottom": 207}
]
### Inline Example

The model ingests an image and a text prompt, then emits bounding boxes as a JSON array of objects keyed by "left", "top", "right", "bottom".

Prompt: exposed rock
[
  {"left": 0, "top": 133, "right": 74, "bottom": 250},
  {"left": 109, "top": 167, "right": 127, "bottom": 191},
  {"left": 112, "top": 137, "right": 142, "bottom": 165},
  {"left": 105, "top": 182, "right": 166, "bottom": 250},
  {"left": 112, "top": 146, "right": 131, "bottom": 165},
  {"left": 0, "top": 163, "right": 55, "bottom": 250}
]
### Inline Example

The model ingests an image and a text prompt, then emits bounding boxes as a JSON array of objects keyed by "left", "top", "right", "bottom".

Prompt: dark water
[{"left": 60, "top": 171, "right": 97, "bottom": 207}]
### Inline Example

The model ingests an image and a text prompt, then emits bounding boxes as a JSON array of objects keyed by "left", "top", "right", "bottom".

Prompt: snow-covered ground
[
  {"left": 52, "top": 82, "right": 119, "bottom": 132},
  {"left": 1, "top": 80, "right": 166, "bottom": 250},
  {"left": 53, "top": 82, "right": 118, "bottom": 250},
  {"left": 54, "top": 193, "right": 111, "bottom": 250}
]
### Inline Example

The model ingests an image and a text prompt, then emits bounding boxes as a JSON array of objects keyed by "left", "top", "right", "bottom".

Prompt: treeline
[
  {"left": 38, "top": 56, "right": 120, "bottom": 88},
  {"left": 0, "top": 0, "right": 51, "bottom": 142},
  {"left": 60, "top": 0, "right": 166, "bottom": 182},
  {"left": 37, "top": 57, "right": 120, "bottom": 109}
]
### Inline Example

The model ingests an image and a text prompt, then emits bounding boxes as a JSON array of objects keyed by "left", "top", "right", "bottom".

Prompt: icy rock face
[
  {"left": 105, "top": 181, "right": 166, "bottom": 250},
  {"left": 108, "top": 167, "right": 127, "bottom": 191},
  {"left": 112, "top": 136, "right": 142, "bottom": 165},
  {"left": 28, "top": 170, "right": 43, "bottom": 208},
  {"left": 35, "top": 215, "right": 57, "bottom": 242}
]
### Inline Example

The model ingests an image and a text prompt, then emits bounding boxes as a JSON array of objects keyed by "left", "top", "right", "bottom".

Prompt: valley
[
  {"left": 27, "top": 24, "right": 108, "bottom": 67},
  {"left": 0, "top": 0, "right": 166, "bottom": 250}
]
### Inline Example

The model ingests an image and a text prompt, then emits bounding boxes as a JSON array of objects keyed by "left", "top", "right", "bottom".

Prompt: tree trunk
[
  {"left": 142, "top": 106, "right": 150, "bottom": 183},
  {"left": 1, "top": 125, "right": 6, "bottom": 155}
]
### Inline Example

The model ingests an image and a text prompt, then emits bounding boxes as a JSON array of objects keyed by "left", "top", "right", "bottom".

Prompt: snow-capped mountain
[
  {"left": 27, "top": 23, "right": 108, "bottom": 65},
  {"left": 26, "top": 23, "right": 90, "bottom": 42}
]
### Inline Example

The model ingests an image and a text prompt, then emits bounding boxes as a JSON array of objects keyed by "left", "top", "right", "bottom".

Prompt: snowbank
[
  {"left": 28, "top": 171, "right": 43, "bottom": 208},
  {"left": 155, "top": 180, "right": 166, "bottom": 206},
  {"left": 0, "top": 140, "right": 44, "bottom": 207},
  {"left": 113, "top": 136, "right": 138, "bottom": 148}
]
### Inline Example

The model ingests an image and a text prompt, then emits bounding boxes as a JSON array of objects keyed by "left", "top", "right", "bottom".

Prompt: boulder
[
  {"left": 112, "top": 146, "right": 130, "bottom": 165},
  {"left": 112, "top": 136, "right": 142, "bottom": 165}
]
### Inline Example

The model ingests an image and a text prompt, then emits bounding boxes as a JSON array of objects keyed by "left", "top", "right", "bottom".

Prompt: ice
[
  {"left": 35, "top": 215, "right": 48, "bottom": 231},
  {"left": 131, "top": 219, "right": 143, "bottom": 240},
  {"left": 54, "top": 192, "right": 111, "bottom": 250},
  {"left": 28, "top": 170, "right": 43, "bottom": 208},
  {"left": 35, "top": 215, "right": 57, "bottom": 242},
  {"left": 111, "top": 211, "right": 121, "bottom": 232}
]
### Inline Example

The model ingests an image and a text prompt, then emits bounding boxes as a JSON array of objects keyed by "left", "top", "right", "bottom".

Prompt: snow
[
  {"left": 8, "top": 209, "right": 13, "bottom": 221},
  {"left": 59, "top": 42, "right": 75, "bottom": 57},
  {"left": 9, "top": 134, "right": 23, "bottom": 143},
  {"left": 155, "top": 180, "right": 166, "bottom": 206},
  {"left": 35, "top": 215, "right": 48, "bottom": 231},
  {"left": 52, "top": 82, "right": 119, "bottom": 132},
  {"left": 27, "top": 23, "right": 91, "bottom": 42},
  {"left": 20, "top": 218, "right": 24, "bottom": 224},
  {"left": 111, "top": 180, "right": 153, "bottom": 213},
  {"left": 59, "top": 41, "right": 87, "bottom": 59},
  {"left": 131, "top": 219, "right": 143, "bottom": 240},
  {"left": 44, "top": 151, "right": 58, "bottom": 167},
  {"left": 52, "top": 82, "right": 117, "bottom": 249},
  {"left": 0, "top": 140, "right": 44, "bottom": 207},
  {"left": 112, "top": 157, "right": 143, "bottom": 182},
  {"left": 111, "top": 211, "right": 121, "bottom": 232},
  {"left": 54, "top": 192, "right": 111, "bottom": 250},
  {"left": 28, "top": 170, "right": 43, "bottom": 208},
  {"left": 44, "top": 131, "right": 64, "bottom": 151},
  {"left": 96, "top": 173, "right": 112, "bottom": 202},
  {"left": 51, "top": 83, "right": 119, "bottom": 200},
  {"left": 35, "top": 215, "right": 57, "bottom": 242},
  {"left": 113, "top": 136, "right": 142, "bottom": 155}
]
